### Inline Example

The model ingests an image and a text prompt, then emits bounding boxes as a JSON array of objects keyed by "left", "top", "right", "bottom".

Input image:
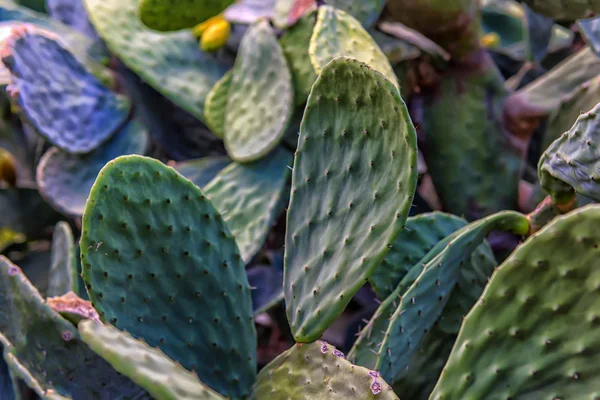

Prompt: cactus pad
[
  {"left": 280, "top": 10, "right": 318, "bottom": 106},
  {"left": 2, "top": 26, "right": 129, "bottom": 154},
  {"left": 431, "top": 204, "right": 600, "bottom": 399},
  {"left": 522, "top": 0, "right": 600, "bottom": 20},
  {"left": 84, "top": 0, "right": 227, "bottom": 122},
  {"left": 205, "top": 148, "right": 292, "bottom": 262},
  {"left": 579, "top": 16, "right": 600, "bottom": 57},
  {"left": 36, "top": 120, "right": 149, "bottom": 217},
  {"left": 0, "top": 256, "right": 145, "bottom": 399},
  {"left": 327, "top": 0, "right": 386, "bottom": 27},
  {"left": 173, "top": 156, "right": 230, "bottom": 188},
  {"left": 309, "top": 6, "right": 398, "bottom": 87},
  {"left": 80, "top": 155, "right": 256, "bottom": 399},
  {"left": 138, "top": 0, "right": 234, "bottom": 32},
  {"left": 284, "top": 57, "right": 418, "bottom": 342},
  {"left": 47, "top": 222, "right": 77, "bottom": 297},
  {"left": 539, "top": 102, "right": 600, "bottom": 204},
  {"left": 253, "top": 341, "right": 399, "bottom": 399},
  {"left": 46, "top": 0, "right": 98, "bottom": 38},
  {"left": 369, "top": 212, "right": 466, "bottom": 300},
  {"left": 224, "top": 20, "right": 293, "bottom": 162},
  {"left": 204, "top": 70, "right": 231, "bottom": 139},
  {"left": 79, "top": 320, "right": 226, "bottom": 400}
]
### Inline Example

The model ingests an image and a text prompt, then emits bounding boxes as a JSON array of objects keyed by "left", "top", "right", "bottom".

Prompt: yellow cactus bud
[
  {"left": 0, "top": 147, "right": 17, "bottom": 187},
  {"left": 200, "top": 18, "right": 231, "bottom": 53},
  {"left": 0, "top": 227, "right": 25, "bottom": 250},
  {"left": 192, "top": 14, "right": 227, "bottom": 39},
  {"left": 480, "top": 32, "right": 500, "bottom": 48}
]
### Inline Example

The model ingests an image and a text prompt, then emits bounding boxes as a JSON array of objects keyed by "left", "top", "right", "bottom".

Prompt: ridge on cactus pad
[
  {"left": 284, "top": 56, "right": 418, "bottom": 342},
  {"left": 80, "top": 155, "right": 256, "bottom": 399},
  {"left": 1, "top": 26, "right": 130, "bottom": 154}
]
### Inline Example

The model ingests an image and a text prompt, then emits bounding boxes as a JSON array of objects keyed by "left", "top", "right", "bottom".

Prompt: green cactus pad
[
  {"left": 224, "top": 20, "right": 293, "bottom": 162},
  {"left": 173, "top": 156, "right": 230, "bottom": 188},
  {"left": 284, "top": 57, "right": 418, "bottom": 342},
  {"left": 80, "top": 155, "right": 256, "bottom": 399},
  {"left": 2, "top": 27, "right": 129, "bottom": 154},
  {"left": 79, "top": 321, "right": 225, "bottom": 400},
  {"left": 0, "top": 187, "right": 62, "bottom": 240},
  {"left": 539, "top": 102, "right": 600, "bottom": 205},
  {"left": 84, "top": 0, "right": 227, "bottom": 122},
  {"left": 280, "top": 10, "right": 318, "bottom": 106},
  {"left": 309, "top": 6, "right": 398, "bottom": 88},
  {"left": 327, "top": 0, "right": 386, "bottom": 27},
  {"left": 0, "top": 256, "right": 146, "bottom": 399},
  {"left": 204, "top": 70, "right": 231, "bottom": 139},
  {"left": 431, "top": 204, "right": 600, "bottom": 399},
  {"left": 36, "top": 120, "right": 149, "bottom": 217},
  {"left": 253, "top": 341, "right": 399, "bottom": 399},
  {"left": 522, "top": 0, "right": 600, "bottom": 20},
  {"left": 369, "top": 212, "right": 466, "bottom": 300},
  {"left": 424, "top": 54, "right": 522, "bottom": 220},
  {"left": 47, "top": 222, "right": 77, "bottom": 297},
  {"left": 205, "top": 148, "right": 292, "bottom": 262},
  {"left": 138, "top": 0, "right": 234, "bottom": 32}
]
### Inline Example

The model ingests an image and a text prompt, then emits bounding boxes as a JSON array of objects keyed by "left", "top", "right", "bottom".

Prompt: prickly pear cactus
[
  {"left": 431, "top": 204, "right": 600, "bottom": 399},
  {"left": 204, "top": 71, "right": 231, "bottom": 139},
  {"left": 539, "top": 102, "right": 600, "bottom": 205},
  {"left": 327, "top": 0, "right": 386, "bottom": 27},
  {"left": 80, "top": 155, "right": 256, "bottom": 399},
  {"left": 253, "top": 341, "right": 399, "bottom": 399},
  {"left": 1, "top": 26, "right": 130, "bottom": 154},
  {"left": 224, "top": 20, "right": 293, "bottom": 162},
  {"left": 138, "top": 0, "right": 234, "bottom": 31},
  {"left": 173, "top": 156, "right": 230, "bottom": 188},
  {"left": 47, "top": 221, "right": 77, "bottom": 297},
  {"left": 79, "top": 321, "right": 226, "bottom": 400},
  {"left": 310, "top": 6, "right": 398, "bottom": 87},
  {"left": 284, "top": 57, "right": 418, "bottom": 342}
]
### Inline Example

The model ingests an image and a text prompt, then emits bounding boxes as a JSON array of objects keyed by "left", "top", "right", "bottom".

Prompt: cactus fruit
[
  {"left": 199, "top": 17, "right": 231, "bottom": 53},
  {"left": 173, "top": 156, "right": 230, "bottom": 188},
  {"left": 431, "top": 204, "right": 600, "bottom": 399},
  {"left": 368, "top": 212, "right": 467, "bottom": 300},
  {"left": 84, "top": 0, "right": 227, "bottom": 123},
  {"left": 80, "top": 155, "right": 256, "bottom": 398},
  {"left": 521, "top": 0, "right": 600, "bottom": 20},
  {"left": 224, "top": 20, "right": 293, "bottom": 162},
  {"left": 204, "top": 71, "right": 231, "bottom": 139},
  {"left": 36, "top": 120, "right": 149, "bottom": 217},
  {"left": 138, "top": 0, "right": 234, "bottom": 32},
  {"left": 204, "top": 148, "right": 293, "bottom": 262},
  {"left": 280, "top": 10, "right": 318, "bottom": 106},
  {"left": 79, "top": 320, "right": 226, "bottom": 400},
  {"left": 253, "top": 341, "right": 399, "bottom": 399},
  {"left": 539, "top": 102, "right": 600, "bottom": 206},
  {"left": 47, "top": 222, "right": 77, "bottom": 297},
  {"left": 0, "top": 256, "right": 146, "bottom": 399},
  {"left": 0, "top": 147, "right": 16, "bottom": 186},
  {"left": 284, "top": 57, "right": 418, "bottom": 342},
  {"left": 1, "top": 26, "right": 130, "bottom": 154},
  {"left": 309, "top": 6, "right": 398, "bottom": 88}
]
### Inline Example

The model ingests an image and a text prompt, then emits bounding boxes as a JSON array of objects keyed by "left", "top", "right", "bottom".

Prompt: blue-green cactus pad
[
  {"left": 309, "top": 6, "right": 398, "bottom": 87},
  {"left": 369, "top": 212, "right": 466, "bottom": 300},
  {"left": 2, "top": 27, "right": 129, "bottom": 154},
  {"left": 79, "top": 321, "right": 226, "bottom": 400},
  {"left": 85, "top": 0, "right": 228, "bottom": 122},
  {"left": 205, "top": 148, "right": 292, "bottom": 262},
  {"left": 173, "top": 156, "right": 230, "bottom": 188},
  {"left": 47, "top": 221, "right": 78, "bottom": 297},
  {"left": 284, "top": 57, "right": 418, "bottom": 342},
  {"left": 431, "top": 204, "right": 600, "bottom": 399},
  {"left": 327, "top": 0, "right": 386, "bottom": 27},
  {"left": 80, "top": 155, "right": 256, "bottom": 399},
  {"left": 138, "top": 0, "right": 234, "bottom": 32},
  {"left": 539, "top": 101, "right": 600, "bottom": 204},
  {"left": 0, "top": 256, "right": 146, "bottom": 399},
  {"left": 224, "top": 20, "right": 293, "bottom": 162},
  {"left": 204, "top": 70, "right": 231, "bottom": 139},
  {"left": 280, "top": 10, "right": 318, "bottom": 106},
  {"left": 36, "top": 120, "right": 149, "bottom": 217},
  {"left": 46, "top": 0, "right": 98, "bottom": 38}
]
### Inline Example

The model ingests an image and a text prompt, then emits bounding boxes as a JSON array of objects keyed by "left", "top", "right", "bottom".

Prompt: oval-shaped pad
[
  {"left": 1, "top": 26, "right": 129, "bottom": 154},
  {"left": 284, "top": 57, "right": 418, "bottom": 342},
  {"left": 80, "top": 155, "right": 256, "bottom": 399},
  {"left": 47, "top": 221, "right": 77, "bottom": 297},
  {"left": 224, "top": 20, "right": 293, "bottom": 162},
  {"left": 36, "top": 120, "right": 149, "bottom": 217},
  {"left": 309, "top": 6, "right": 398, "bottom": 87},
  {"left": 138, "top": 0, "right": 234, "bottom": 32}
]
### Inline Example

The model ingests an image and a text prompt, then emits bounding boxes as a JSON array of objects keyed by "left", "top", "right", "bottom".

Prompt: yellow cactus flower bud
[
  {"left": 0, "top": 147, "right": 17, "bottom": 187},
  {"left": 192, "top": 14, "right": 227, "bottom": 39},
  {"left": 480, "top": 32, "right": 500, "bottom": 48},
  {"left": 200, "top": 18, "right": 231, "bottom": 53}
]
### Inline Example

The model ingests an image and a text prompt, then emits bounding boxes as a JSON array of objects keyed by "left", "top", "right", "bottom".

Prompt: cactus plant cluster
[{"left": 3, "top": 0, "right": 600, "bottom": 399}]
